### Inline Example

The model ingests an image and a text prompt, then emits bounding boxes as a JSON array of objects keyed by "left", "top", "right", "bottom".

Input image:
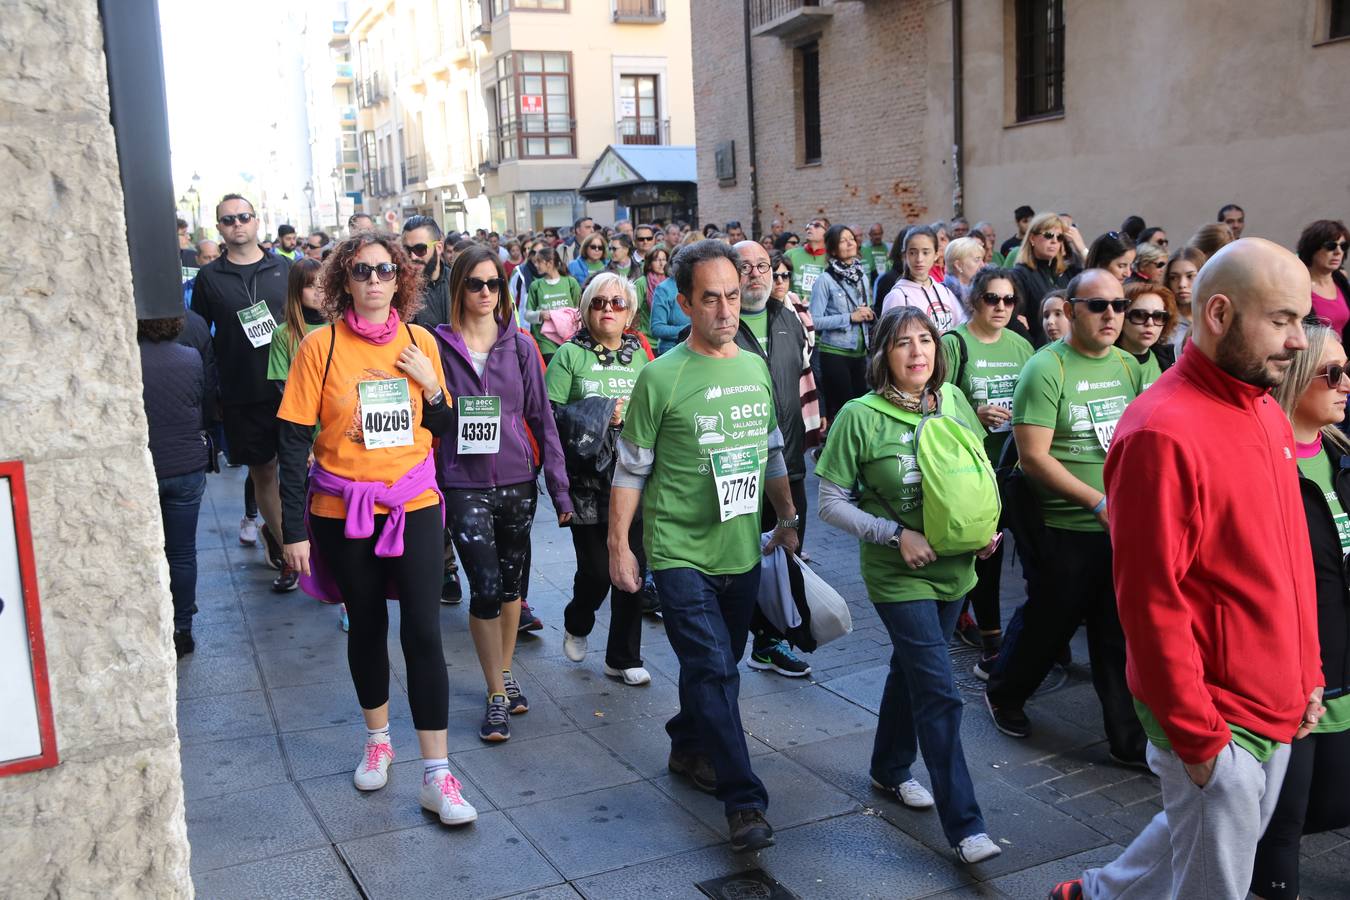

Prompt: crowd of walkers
[{"left": 145, "top": 195, "right": 1349, "bottom": 894}]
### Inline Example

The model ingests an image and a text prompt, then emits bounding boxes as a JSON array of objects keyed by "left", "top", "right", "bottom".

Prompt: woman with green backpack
[{"left": 816, "top": 305, "right": 1004, "bottom": 866}]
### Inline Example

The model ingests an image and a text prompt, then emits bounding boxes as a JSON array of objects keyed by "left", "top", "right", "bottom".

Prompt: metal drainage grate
[{"left": 948, "top": 644, "right": 1070, "bottom": 696}]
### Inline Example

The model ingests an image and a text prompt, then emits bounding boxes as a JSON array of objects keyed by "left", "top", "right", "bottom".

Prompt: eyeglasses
[
  {"left": 1125, "top": 309, "right": 1171, "bottom": 326},
  {"left": 1322, "top": 240, "right": 1349, "bottom": 253},
  {"left": 1317, "top": 364, "right": 1350, "bottom": 387},
  {"left": 587, "top": 242, "right": 605, "bottom": 252},
  {"left": 1069, "top": 297, "right": 1128, "bottom": 313},
  {"left": 979, "top": 293, "right": 1017, "bottom": 307},
  {"left": 772, "top": 272, "right": 791, "bottom": 282},
  {"left": 589, "top": 296, "right": 629, "bottom": 311},
  {"left": 608, "top": 245, "right": 624, "bottom": 253},
  {"left": 218, "top": 213, "right": 255, "bottom": 226},
  {"left": 403, "top": 242, "right": 433, "bottom": 258},
  {"left": 1155, "top": 238, "right": 1170, "bottom": 247},
  {"left": 465, "top": 276, "right": 504, "bottom": 294},
  {"left": 739, "top": 262, "right": 772, "bottom": 275},
  {"left": 1035, "top": 232, "right": 1063, "bottom": 242},
  {"left": 350, "top": 262, "right": 398, "bottom": 282},
  {"left": 306, "top": 242, "right": 324, "bottom": 251},
  {"left": 635, "top": 234, "right": 654, "bottom": 243}
]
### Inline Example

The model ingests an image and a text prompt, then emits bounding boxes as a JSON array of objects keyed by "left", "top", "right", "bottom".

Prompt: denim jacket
[{"left": 808, "top": 268, "right": 870, "bottom": 352}]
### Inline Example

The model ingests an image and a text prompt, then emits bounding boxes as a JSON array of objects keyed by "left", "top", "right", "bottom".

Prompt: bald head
[
  {"left": 1192, "top": 238, "right": 1311, "bottom": 387},
  {"left": 735, "top": 239, "right": 771, "bottom": 312}
]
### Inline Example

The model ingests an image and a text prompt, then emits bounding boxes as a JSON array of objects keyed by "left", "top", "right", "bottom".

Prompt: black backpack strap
[
  {"left": 316, "top": 323, "right": 336, "bottom": 423},
  {"left": 943, "top": 330, "right": 968, "bottom": 388}
]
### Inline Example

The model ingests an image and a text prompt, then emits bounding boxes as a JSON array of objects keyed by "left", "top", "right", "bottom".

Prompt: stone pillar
[{"left": 0, "top": 2, "right": 192, "bottom": 896}]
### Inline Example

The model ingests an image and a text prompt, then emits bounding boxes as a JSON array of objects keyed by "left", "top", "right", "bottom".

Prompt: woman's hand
[
  {"left": 610, "top": 397, "right": 626, "bottom": 427},
  {"left": 975, "top": 532, "right": 1002, "bottom": 560},
  {"left": 899, "top": 529, "right": 937, "bottom": 570},
  {"left": 976, "top": 404, "right": 1012, "bottom": 430},
  {"left": 283, "top": 540, "right": 311, "bottom": 577},
  {"left": 558, "top": 511, "right": 573, "bottom": 527},
  {"left": 396, "top": 344, "right": 440, "bottom": 396},
  {"left": 850, "top": 307, "right": 876, "bottom": 323}
]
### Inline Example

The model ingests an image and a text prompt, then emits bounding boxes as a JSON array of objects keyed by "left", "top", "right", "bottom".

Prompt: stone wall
[{"left": 0, "top": 2, "right": 192, "bottom": 897}]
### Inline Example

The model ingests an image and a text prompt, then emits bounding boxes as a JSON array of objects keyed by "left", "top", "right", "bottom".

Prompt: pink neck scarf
[{"left": 344, "top": 306, "right": 401, "bottom": 344}]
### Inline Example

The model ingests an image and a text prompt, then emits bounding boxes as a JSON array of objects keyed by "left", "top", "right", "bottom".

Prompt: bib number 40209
[{"left": 357, "top": 378, "right": 414, "bottom": 450}]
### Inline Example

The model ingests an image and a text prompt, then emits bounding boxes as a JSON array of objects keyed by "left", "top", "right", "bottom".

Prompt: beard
[
  {"left": 741, "top": 284, "right": 770, "bottom": 312},
  {"left": 1214, "top": 314, "right": 1294, "bottom": 388}
]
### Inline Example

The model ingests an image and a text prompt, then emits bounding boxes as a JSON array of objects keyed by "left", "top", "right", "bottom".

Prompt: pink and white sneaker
[
  {"left": 353, "top": 738, "right": 394, "bottom": 791},
  {"left": 419, "top": 770, "right": 478, "bottom": 826}
]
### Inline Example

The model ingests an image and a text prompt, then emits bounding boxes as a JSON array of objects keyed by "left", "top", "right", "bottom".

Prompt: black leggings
[
  {"left": 818, "top": 351, "right": 869, "bottom": 425},
  {"left": 310, "top": 505, "right": 448, "bottom": 731},
  {"left": 1251, "top": 727, "right": 1350, "bottom": 899},
  {"left": 564, "top": 517, "right": 645, "bottom": 669},
  {"left": 444, "top": 480, "right": 537, "bottom": 620}
]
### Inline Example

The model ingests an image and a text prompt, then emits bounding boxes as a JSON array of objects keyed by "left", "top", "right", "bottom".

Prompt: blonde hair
[
  {"left": 1133, "top": 241, "right": 1167, "bottom": 273},
  {"left": 1273, "top": 323, "right": 1350, "bottom": 453},
  {"left": 945, "top": 236, "right": 985, "bottom": 271},
  {"left": 1014, "top": 213, "right": 1068, "bottom": 274},
  {"left": 1187, "top": 223, "right": 1235, "bottom": 262},
  {"left": 579, "top": 272, "right": 637, "bottom": 333}
]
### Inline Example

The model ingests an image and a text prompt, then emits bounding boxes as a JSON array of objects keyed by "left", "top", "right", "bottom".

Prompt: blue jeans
[
  {"left": 653, "top": 565, "right": 768, "bottom": 815},
  {"left": 159, "top": 470, "right": 206, "bottom": 632},
  {"left": 871, "top": 598, "right": 985, "bottom": 846}
]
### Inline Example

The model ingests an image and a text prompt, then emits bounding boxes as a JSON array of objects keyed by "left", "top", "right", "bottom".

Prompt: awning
[{"left": 578, "top": 145, "right": 696, "bottom": 201}]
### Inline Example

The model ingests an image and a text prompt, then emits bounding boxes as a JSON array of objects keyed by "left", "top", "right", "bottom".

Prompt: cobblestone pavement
[{"left": 179, "top": 467, "right": 1350, "bottom": 899}]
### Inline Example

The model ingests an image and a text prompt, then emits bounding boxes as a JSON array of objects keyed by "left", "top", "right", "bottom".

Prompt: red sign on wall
[{"left": 520, "top": 94, "right": 543, "bottom": 114}]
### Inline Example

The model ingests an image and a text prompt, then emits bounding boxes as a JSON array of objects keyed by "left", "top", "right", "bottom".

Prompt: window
[
  {"left": 1015, "top": 0, "right": 1065, "bottom": 121},
  {"left": 495, "top": 51, "right": 575, "bottom": 159},
  {"left": 619, "top": 74, "right": 660, "bottom": 145},
  {"left": 1332, "top": 0, "right": 1350, "bottom": 39},
  {"left": 800, "top": 42, "right": 821, "bottom": 164},
  {"left": 491, "top": 0, "right": 567, "bottom": 14}
]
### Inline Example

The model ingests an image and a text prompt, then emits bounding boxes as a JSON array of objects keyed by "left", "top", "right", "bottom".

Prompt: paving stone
[
  {"left": 451, "top": 730, "right": 640, "bottom": 809},
  {"left": 817, "top": 663, "right": 887, "bottom": 713},
  {"left": 1046, "top": 762, "right": 1142, "bottom": 798},
  {"left": 554, "top": 678, "right": 683, "bottom": 728},
  {"left": 1095, "top": 774, "right": 1161, "bottom": 807},
  {"left": 185, "top": 782, "right": 329, "bottom": 873},
  {"left": 735, "top": 665, "right": 825, "bottom": 698},
  {"left": 740, "top": 683, "right": 877, "bottom": 750},
  {"left": 516, "top": 654, "right": 675, "bottom": 698},
  {"left": 340, "top": 814, "right": 563, "bottom": 899},
  {"left": 1302, "top": 840, "right": 1350, "bottom": 899},
  {"left": 178, "top": 690, "right": 275, "bottom": 745},
  {"left": 654, "top": 752, "right": 860, "bottom": 832},
  {"left": 1053, "top": 790, "right": 1123, "bottom": 821},
  {"left": 300, "top": 759, "right": 497, "bottom": 842},
  {"left": 180, "top": 733, "right": 288, "bottom": 801},
  {"left": 987, "top": 843, "right": 1124, "bottom": 898},
  {"left": 783, "top": 729, "right": 932, "bottom": 805},
  {"left": 510, "top": 781, "right": 722, "bottom": 879},
  {"left": 268, "top": 678, "right": 412, "bottom": 733},
  {"left": 191, "top": 847, "right": 360, "bottom": 900},
  {"left": 500, "top": 887, "right": 583, "bottom": 900},
  {"left": 587, "top": 714, "right": 772, "bottom": 779},
  {"left": 992, "top": 761, "right": 1060, "bottom": 790},
  {"left": 256, "top": 645, "right": 357, "bottom": 689},
  {"left": 280, "top": 722, "right": 422, "bottom": 782},
  {"left": 249, "top": 611, "right": 352, "bottom": 653},
  {"left": 176, "top": 649, "right": 262, "bottom": 700}
]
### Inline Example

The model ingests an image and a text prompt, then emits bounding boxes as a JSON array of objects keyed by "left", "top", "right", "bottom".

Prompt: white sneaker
[
  {"left": 954, "top": 832, "right": 1002, "bottom": 864},
  {"left": 563, "top": 631, "right": 588, "bottom": 662},
  {"left": 870, "top": 776, "right": 935, "bottom": 809},
  {"left": 353, "top": 738, "right": 394, "bottom": 791},
  {"left": 604, "top": 664, "right": 652, "bottom": 686},
  {"left": 419, "top": 770, "right": 478, "bottom": 826},
  {"left": 238, "top": 516, "right": 259, "bottom": 546}
]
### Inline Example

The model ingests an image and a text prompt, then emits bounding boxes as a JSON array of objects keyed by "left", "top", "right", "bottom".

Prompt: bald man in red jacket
[{"left": 1053, "top": 239, "right": 1327, "bottom": 900}]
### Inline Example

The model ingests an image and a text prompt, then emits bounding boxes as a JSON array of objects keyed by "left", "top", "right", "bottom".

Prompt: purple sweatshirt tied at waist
[{"left": 309, "top": 451, "right": 444, "bottom": 557}]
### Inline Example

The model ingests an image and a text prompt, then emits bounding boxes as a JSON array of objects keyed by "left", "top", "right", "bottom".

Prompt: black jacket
[
  {"left": 176, "top": 308, "right": 219, "bottom": 426},
  {"left": 553, "top": 395, "right": 620, "bottom": 527},
  {"left": 1296, "top": 446, "right": 1350, "bottom": 700},
  {"left": 1011, "top": 261, "right": 1079, "bottom": 347},
  {"left": 140, "top": 339, "right": 208, "bottom": 480},
  {"left": 412, "top": 260, "right": 451, "bottom": 329},
  {"left": 190, "top": 249, "right": 291, "bottom": 406},
  {"left": 735, "top": 301, "right": 809, "bottom": 481}
]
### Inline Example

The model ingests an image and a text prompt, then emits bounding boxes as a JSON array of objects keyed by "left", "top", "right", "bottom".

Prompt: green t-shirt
[
  {"left": 862, "top": 242, "right": 890, "bottom": 278},
  {"left": 814, "top": 385, "right": 981, "bottom": 603},
  {"left": 941, "top": 325, "right": 1034, "bottom": 462},
  {"left": 545, "top": 340, "right": 648, "bottom": 405},
  {"left": 1132, "top": 348, "right": 1163, "bottom": 391},
  {"left": 742, "top": 308, "right": 769, "bottom": 344},
  {"left": 785, "top": 246, "right": 828, "bottom": 298},
  {"left": 1012, "top": 341, "right": 1142, "bottom": 532},
  {"left": 622, "top": 343, "right": 777, "bottom": 575},
  {"left": 1133, "top": 699, "right": 1281, "bottom": 763},
  {"left": 267, "top": 320, "right": 326, "bottom": 382},
  {"left": 527, "top": 275, "right": 581, "bottom": 355}
]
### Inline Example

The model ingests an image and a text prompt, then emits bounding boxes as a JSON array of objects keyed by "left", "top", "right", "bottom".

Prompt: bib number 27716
[
  {"left": 457, "top": 396, "right": 501, "bottom": 454},
  {"left": 711, "top": 446, "right": 760, "bottom": 522}
]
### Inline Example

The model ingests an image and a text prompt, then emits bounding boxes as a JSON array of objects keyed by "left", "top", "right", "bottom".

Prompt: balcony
[
  {"left": 401, "top": 154, "right": 425, "bottom": 187},
  {"left": 334, "top": 61, "right": 353, "bottom": 84},
  {"left": 617, "top": 117, "right": 670, "bottom": 146},
  {"left": 329, "top": 20, "right": 349, "bottom": 46},
  {"left": 614, "top": 0, "right": 664, "bottom": 23},
  {"left": 357, "top": 73, "right": 386, "bottom": 108},
  {"left": 477, "top": 134, "right": 497, "bottom": 173},
  {"left": 376, "top": 166, "right": 394, "bottom": 197},
  {"left": 750, "top": 0, "right": 833, "bottom": 40}
]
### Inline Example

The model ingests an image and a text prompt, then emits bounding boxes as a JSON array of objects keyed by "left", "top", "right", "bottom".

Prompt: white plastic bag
[
  {"left": 794, "top": 554, "right": 852, "bottom": 645},
  {"left": 756, "top": 536, "right": 802, "bottom": 634}
]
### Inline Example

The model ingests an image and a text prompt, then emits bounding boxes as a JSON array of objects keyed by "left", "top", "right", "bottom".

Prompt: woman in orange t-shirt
[{"left": 276, "top": 232, "right": 477, "bottom": 828}]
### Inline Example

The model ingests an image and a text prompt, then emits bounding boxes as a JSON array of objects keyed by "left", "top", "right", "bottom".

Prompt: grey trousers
[{"left": 1082, "top": 739, "right": 1290, "bottom": 899}]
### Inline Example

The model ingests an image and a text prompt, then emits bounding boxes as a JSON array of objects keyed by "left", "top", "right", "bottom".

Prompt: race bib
[
  {"left": 237, "top": 300, "right": 277, "bottom": 348},
  {"left": 799, "top": 271, "right": 819, "bottom": 293},
  {"left": 1328, "top": 492, "right": 1350, "bottom": 554},
  {"left": 1086, "top": 395, "right": 1128, "bottom": 452},
  {"left": 711, "top": 445, "right": 760, "bottom": 522},
  {"left": 457, "top": 396, "right": 501, "bottom": 455},
  {"left": 358, "top": 378, "right": 414, "bottom": 450},
  {"left": 988, "top": 378, "right": 1016, "bottom": 433}
]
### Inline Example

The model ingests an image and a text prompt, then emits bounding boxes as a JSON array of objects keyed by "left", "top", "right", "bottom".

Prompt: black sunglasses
[
  {"left": 350, "top": 262, "right": 398, "bottom": 282},
  {"left": 1317, "top": 364, "right": 1350, "bottom": 387},
  {"left": 772, "top": 272, "right": 791, "bottom": 281},
  {"left": 403, "top": 242, "right": 433, "bottom": 258},
  {"left": 1069, "top": 297, "right": 1128, "bottom": 313},
  {"left": 466, "top": 276, "right": 505, "bottom": 294},
  {"left": 1322, "top": 240, "right": 1349, "bottom": 254},
  {"left": 635, "top": 234, "right": 654, "bottom": 242},
  {"left": 979, "top": 292, "right": 1017, "bottom": 307},
  {"left": 218, "top": 213, "right": 255, "bottom": 226},
  {"left": 1125, "top": 309, "right": 1171, "bottom": 326},
  {"left": 589, "top": 296, "right": 629, "bottom": 311}
]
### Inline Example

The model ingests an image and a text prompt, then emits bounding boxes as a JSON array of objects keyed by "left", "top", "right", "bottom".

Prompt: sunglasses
[
  {"left": 608, "top": 245, "right": 624, "bottom": 253},
  {"left": 350, "top": 262, "right": 398, "bottom": 282},
  {"left": 218, "top": 213, "right": 255, "bottom": 226},
  {"left": 466, "top": 276, "right": 504, "bottom": 294},
  {"left": 1318, "top": 364, "right": 1350, "bottom": 387},
  {"left": 979, "top": 293, "right": 1017, "bottom": 307},
  {"left": 306, "top": 242, "right": 324, "bottom": 251},
  {"left": 1069, "top": 297, "right": 1128, "bottom": 313},
  {"left": 1322, "top": 240, "right": 1349, "bottom": 253},
  {"left": 589, "top": 296, "right": 629, "bottom": 311},
  {"left": 403, "top": 242, "right": 434, "bottom": 258},
  {"left": 1155, "top": 238, "right": 1170, "bottom": 247},
  {"left": 587, "top": 243, "right": 605, "bottom": 252},
  {"left": 1036, "top": 231, "right": 1063, "bottom": 242},
  {"left": 635, "top": 234, "right": 654, "bottom": 243},
  {"left": 1125, "top": 309, "right": 1171, "bottom": 326},
  {"left": 772, "top": 272, "right": 791, "bottom": 281}
]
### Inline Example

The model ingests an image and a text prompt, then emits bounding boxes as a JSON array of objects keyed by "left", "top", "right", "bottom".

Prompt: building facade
[
  {"left": 301, "top": 4, "right": 364, "bottom": 235},
  {"left": 696, "top": 0, "right": 1350, "bottom": 247}
]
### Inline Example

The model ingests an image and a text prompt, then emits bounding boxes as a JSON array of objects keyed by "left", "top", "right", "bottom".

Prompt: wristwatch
[
  {"left": 425, "top": 388, "right": 445, "bottom": 406},
  {"left": 886, "top": 525, "right": 903, "bottom": 549},
  {"left": 776, "top": 515, "right": 800, "bottom": 531}
]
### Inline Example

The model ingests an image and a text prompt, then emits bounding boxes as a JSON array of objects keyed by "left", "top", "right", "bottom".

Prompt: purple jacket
[{"left": 433, "top": 317, "right": 573, "bottom": 514}]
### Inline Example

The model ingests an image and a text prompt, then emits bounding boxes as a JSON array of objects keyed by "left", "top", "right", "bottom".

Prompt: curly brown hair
[{"left": 318, "top": 232, "right": 424, "bottom": 322}]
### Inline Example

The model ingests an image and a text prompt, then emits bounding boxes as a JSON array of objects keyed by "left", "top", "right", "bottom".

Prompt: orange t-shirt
[{"left": 277, "top": 319, "right": 447, "bottom": 519}]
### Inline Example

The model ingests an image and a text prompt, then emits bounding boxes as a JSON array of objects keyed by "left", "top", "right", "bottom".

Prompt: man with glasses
[
  {"left": 633, "top": 223, "right": 656, "bottom": 263},
  {"left": 403, "top": 216, "right": 450, "bottom": 329},
  {"left": 985, "top": 268, "right": 1148, "bottom": 768},
  {"left": 786, "top": 217, "right": 830, "bottom": 299},
  {"left": 1138, "top": 227, "right": 1168, "bottom": 250},
  {"left": 190, "top": 194, "right": 297, "bottom": 591},
  {"left": 1218, "top": 203, "right": 1246, "bottom": 239},
  {"left": 304, "top": 232, "right": 329, "bottom": 261}
]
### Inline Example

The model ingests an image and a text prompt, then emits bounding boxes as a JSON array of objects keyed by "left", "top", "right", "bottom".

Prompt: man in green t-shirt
[
  {"left": 785, "top": 216, "right": 830, "bottom": 298},
  {"left": 861, "top": 222, "right": 890, "bottom": 280},
  {"left": 985, "top": 269, "right": 1149, "bottom": 766},
  {"left": 609, "top": 240, "right": 799, "bottom": 854}
]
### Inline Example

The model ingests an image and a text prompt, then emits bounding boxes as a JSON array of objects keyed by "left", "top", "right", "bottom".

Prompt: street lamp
[
  {"left": 303, "top": 180, "right": 315, "bottom": 233},
  {"left": 331, "top": 166, "right": 341, "bottom": 233},
  {"left": 185, "top": 183, "right": 200, "bottom": 238}
]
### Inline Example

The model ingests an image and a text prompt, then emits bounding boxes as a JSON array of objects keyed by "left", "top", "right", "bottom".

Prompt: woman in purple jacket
[{"left": 435, "top": 244, "right": 573, "bottom": 743}]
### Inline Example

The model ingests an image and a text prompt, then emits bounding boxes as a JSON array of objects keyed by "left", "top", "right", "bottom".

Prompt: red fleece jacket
[{"left": 1104, "top": 347, "right": 1322, "bottom": 764}]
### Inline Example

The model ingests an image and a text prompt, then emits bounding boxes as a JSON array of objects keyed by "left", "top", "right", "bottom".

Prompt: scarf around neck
[
  {"left": 828, "top": 256, "right": 866, "bottom": 289},
  {"left": 880, "top": 384, "right": 927, "bottom": 414},
  {"left": 344, "top": 306, "right": 401, "bottom": 344},
  {"left": 571, "top": 327, "right": 640, "bottom": 367}
]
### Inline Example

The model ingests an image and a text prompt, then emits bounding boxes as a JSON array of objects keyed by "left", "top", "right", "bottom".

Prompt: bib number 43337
[
  {"left": 457, "top": 396, "right": 501, "bottom": 454},
  {"left": 711, "top": 446, "right": 760, "bottom": 522}
]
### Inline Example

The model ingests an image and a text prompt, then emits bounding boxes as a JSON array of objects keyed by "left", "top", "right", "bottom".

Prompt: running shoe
[
  {"left": 871, "top": 776, "right": 935, "bottom": 809},
  {"left": 339, "top": 604, "right": 350, "bottom": 633},
  {"left": 238, "top": 516, "right": 259, "bottom": 546},
  {"left": 954, "top": 833, "right": 1002, "bottom": 864},
  {"left": 479, "top": 693, "right": 511, "bottom": 742},
  {"left": 985, "top": 692, "right": 1031, "bottom": 738},
  {"left": 1047, "top": 879, "right": 1083, "bottom": 899},
  {"left": 441, "top": 567, "right": 462, "bottom": 605},
  {"left": 353, "top": 737, "right": 394, "bottom": 791},
  {"left": 973, "top": 651, "right": 998, "bottom": 682},
  {"left": 260, "top": 523, "right": 283, "bottom": 570},
  {"left": 502, "top": 671, "right": 529, "bottom": 714},
  {"left": 603, "top": 664, "right": 652, "bottom": 686},
  {"left": 419, "top": 770, "right": 477, "bottom": 826},
  {"left": 747, "top": 640, "right": 811, "bottom": 677},
  {"left": 955, "top": 609, "right": 980, "bottom": 648},
  {"left": 271, "top": 565, "right": 299, "bottom": 593},
  {"left": 563, "top": 631, "right": 588, "bottom": 662},
  {"left": 728, "top": 809, "right": 774, "bottom": 852},
  {"left": 517, "top": 601, "right": 543, "bottom": 632},
  {"left": 639, "top": 578, "right": 661, "bottom": 616}
]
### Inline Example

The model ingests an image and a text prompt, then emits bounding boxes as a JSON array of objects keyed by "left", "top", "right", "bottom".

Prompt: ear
[
  {"left": 676, "top": 292, "right": 693, "bottom": 314},
  {"left": 1200, "top": 293, "right": 1233, "bottom": 334}
]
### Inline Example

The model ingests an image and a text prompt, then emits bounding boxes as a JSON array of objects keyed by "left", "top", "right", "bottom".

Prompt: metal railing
[
  {"left": 614, "top": 0, "right": 665, "bottom": 22},
  {"left": 401, "top": 154, "right": 425, "bottom": 186},
  {"left": 749, "top": 0, "right": 818, "bottom": 30},
  {"left": 357, "top": 72, "right": 386, "bottom": 107},
  {"left": 617, "top": 117, "right": 669, "bottom": 145}
]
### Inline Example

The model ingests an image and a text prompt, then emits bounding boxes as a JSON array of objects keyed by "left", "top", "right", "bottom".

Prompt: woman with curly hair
[{"left": 276, "top": 232, "right": 479, "bottom": 828}]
